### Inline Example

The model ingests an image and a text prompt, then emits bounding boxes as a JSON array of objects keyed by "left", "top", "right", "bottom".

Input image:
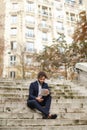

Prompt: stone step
[
  {"left": 0, "top": 100, "right": 87, "bottom": 119},
  {"left": 0, "top": 91, "right": 86, "bottom": 99},
  {"left": 0, "top": 110, "right": 87, "bottom": 120},
  {"left": 1, "top": 125, "right": 87, "bottom": 130},
  {"left": 1, "top": 100, "right": 87, "bottom": 108},
  {"left": 0, "top": 85, "right": 86, "bottom": 93},
  {"left": 1, "top": 98, "right": 85, "bottom": 104},
  {"left": 1, "top": 98, "right": 87, "bottom": 106},
  {"left": 0, "top": 90, "right": 80, "bottom": 99},
  {"left": 1, "top": 106, "right": 86, "bottom": 115},
  {"left": 1, "top": 92, "right": 86, "bottom": 98},
  {"left": 0, "top": 85, "right": 76, "bottom": 92},
  {"left": 0, "top": 82, "right": 87, "bottom": 98},
  {"left": 0, "top": 118, "right": 87, "bottom": 127}
]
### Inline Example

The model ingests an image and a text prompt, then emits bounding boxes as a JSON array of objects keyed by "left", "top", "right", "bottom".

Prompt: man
[{"left": 27, "top": 71, "right": 57, "bottom": 119}]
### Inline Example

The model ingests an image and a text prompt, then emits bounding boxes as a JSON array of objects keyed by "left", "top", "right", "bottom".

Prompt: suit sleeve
[{"left": 29, "top": 83, "right": 36, "bottom": 100}]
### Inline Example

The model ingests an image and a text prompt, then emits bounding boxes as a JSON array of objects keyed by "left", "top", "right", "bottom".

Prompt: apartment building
[{"left": 2, "top": 0, "right": 84, "bottom": 79}]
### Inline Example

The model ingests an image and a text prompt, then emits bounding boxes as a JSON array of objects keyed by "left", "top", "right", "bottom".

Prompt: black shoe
[
  {"left": 48, "top": 114, "right": 57, "bottom": 119},
  {"left": 42, "top": 115, "right": 48, "bottom": 119},
  {"left": 42, "top": 114, "right": 57, "bottom": 119}
]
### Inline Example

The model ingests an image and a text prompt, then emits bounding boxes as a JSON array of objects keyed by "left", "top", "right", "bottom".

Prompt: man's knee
[
  {"left": 27, "top": 100, "right": 37, "bottom": 108},
  {"left": 49, "top": 95, "right": 52, "bottom": 99},
  {"left": 46, "top": 95, "right": 52, "bottom": 101}
]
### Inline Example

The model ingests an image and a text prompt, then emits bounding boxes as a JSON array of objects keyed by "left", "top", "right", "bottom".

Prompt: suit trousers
[{"left": 27, "top": 95, "right": 51, "bottom": 116}]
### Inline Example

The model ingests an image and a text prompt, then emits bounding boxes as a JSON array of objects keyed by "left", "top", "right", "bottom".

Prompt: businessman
[{"left": 27, "top": 71, "right": 57, "bottom": 119}]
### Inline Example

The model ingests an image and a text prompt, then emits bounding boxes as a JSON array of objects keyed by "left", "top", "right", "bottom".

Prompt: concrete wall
[{"left": 75, "top": 62, "right": 87, "bottom": 85}]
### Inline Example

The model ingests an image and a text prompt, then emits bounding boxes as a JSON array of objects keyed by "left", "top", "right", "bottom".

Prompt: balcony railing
[
  {"left": 38, "top": 23, "right": 51, "bottom": 31},
  {"left": 25, "top": 33, "right": 35, "bottom": 38},
  {"left": 38, "top": 0, "right": 53, "bottom": 5}
]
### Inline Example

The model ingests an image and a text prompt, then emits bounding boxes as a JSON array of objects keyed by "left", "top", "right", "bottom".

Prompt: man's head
[{"left": 37, "top": 71, "right": 48, "bottom": 84}]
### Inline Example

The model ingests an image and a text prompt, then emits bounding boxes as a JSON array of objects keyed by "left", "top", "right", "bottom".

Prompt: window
[
  {"left": 41, "top": 20, "right": 47, "bottom": 27},
  {"left": 26, "top": 27, "right": 34, "bottom": 37},
  {"left": 10, "top": 71, "right": 15, "bottom": 78},
  {"left": 26, "top": 2, "right": 35, "bottom": 12},
  {"left": 65, "top": 0, "right": 76, "bottom": 3},
  {"left": 70, "top": 13, "right": 75, "bottom": 21},
  {"left": 26, "top": 16, "right": 35, "bottom": 24},
  {"left": 12, "top": 3, "right": 18, "bottom": 10},
  {"left": 55, "top": 22, "right": 64, "bottom": 30},
  {"left": 42, "top": 32, "right": 48, "bottom": 41},
  {"left": 79, "top": 0, "right": 82, "bottom": 4},
  {"left": 11, "top": 15, "right": 17, "bottom": 24},
  {"left": 55, "top": 0, "right": 61, "bottom": 1},
  {"left": 25, "top": 42, "right": 34, "bottom": 52},
  {"left": 11, "top": 28, "right": 17, "bottom": 36},
  {"left": 42, "top": 6, "right": 48, "bottom": 15},
  {"left": 55, "top": 10, "right": 63, "bottom": 19},
  {"left": 11, "top": 41, "right": 17, "bottom": 50},
  {"left": 25, "top": 57, "right": 32, "bottom": 65},
  {"left": 10, "top": 55, "right": 16, "bottom": 65},
  {"left": 67, "top": 26, "right": 74, "bottom": 35}
]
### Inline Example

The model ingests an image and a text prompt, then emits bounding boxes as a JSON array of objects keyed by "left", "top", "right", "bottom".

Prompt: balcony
[
  {"left": 25, "top": 33, "right": 35, "bottom": 40},
  {"left": 25, "top": 21, "right": 35, "bottom": 28},
  {"left": 64, "top": 1, "right": 79, "bottom": 10},
  {"left": 38, "top": 23, "right": 51, "bottom": 32},
  {"left": 56, "top": 27, "right": 64, "bottom": 34},
  {"left": 38, "top": 10, "right": 48, "bottom": 17},
  {"left": 38, "top": 0, "right": 53, "bottom": 6},
  {"left": 26, "top": 9, "right": 35, "bottom": 14}
]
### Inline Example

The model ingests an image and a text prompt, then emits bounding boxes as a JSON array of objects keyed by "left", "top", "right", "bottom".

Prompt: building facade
[{"left": 2, "top": 0, "right": 85, "bottom": 79}]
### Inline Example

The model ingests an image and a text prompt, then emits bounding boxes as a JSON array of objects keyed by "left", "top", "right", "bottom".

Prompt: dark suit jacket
[{"left": 28, "top": 80, "right": 49, "bottom": 100}]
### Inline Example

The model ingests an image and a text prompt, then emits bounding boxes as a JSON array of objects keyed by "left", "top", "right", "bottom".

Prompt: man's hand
[
  {"left": 44, "top": 89, "right": 49, "bottom": 95},
  {"left": 36, "top": 96, "right": 44, "bottom": 102},
  {"left": 41, "top": 89, "right": 50, "bottom": 96}
]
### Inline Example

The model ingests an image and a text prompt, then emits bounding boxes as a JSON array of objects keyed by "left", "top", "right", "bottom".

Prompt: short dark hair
[{"left": 37, "top": 71, "right": 48, "bottom": 79}]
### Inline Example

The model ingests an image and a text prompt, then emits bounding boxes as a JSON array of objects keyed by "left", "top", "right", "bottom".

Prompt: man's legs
[
  {"left": 42, "top": 95, "right": 51, "bottom": 115},
  {"left": 27, "top": 95, "right": 51, "bottom": 117}
]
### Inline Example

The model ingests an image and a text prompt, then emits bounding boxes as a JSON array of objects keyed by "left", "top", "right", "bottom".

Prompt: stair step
[
  {"left": 0, "top": 125, "right": 87, "bottom": 130},
  {"left": 0, "top": 118, "right": 87, "bottom": 126}
]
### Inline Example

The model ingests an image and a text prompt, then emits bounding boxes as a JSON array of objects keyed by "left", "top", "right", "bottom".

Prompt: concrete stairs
[{"left": 0, "top": 79, "right": 87, "bottom": 130}]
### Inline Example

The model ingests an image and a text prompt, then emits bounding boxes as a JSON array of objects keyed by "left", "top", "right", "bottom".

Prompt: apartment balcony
[
  {"left": 26, "top": 9, "right": 35, "bottom": 15},
  {"left": 66, "top": 17, "right": 77, "bottom": 24},
  {"left": 25, "top": 21, "right": 35, "bottom": 28},
  {"left": 38, "top": 23, "right": 51, "bottom": 32},
  {"left": 10, "top": 23, "right": 18, "bottom": 28},
  {"left": 56, "top": 4, "right": 63, "bottom": 10},
  {"left": 25, "top": 49, "right": 36, "bottom": 54},
  {"left": 10, "top": 34, "right": 17, "bottom": 39},
  {"left": 56, "top": 27, "right": 64, "bottom": 34},
  {"left": 38, "top": 11, "right": 52, "bottom": 18},
  {"left": 38, "top": 10, "right": 48, "bottom": 17},
  {"left": 64, "top": 1, "right": 79, "bottom": 11},
  {"left": 38, "top": 0, "right": 53, "bottom": 6},
  {"left": 25, "top": 34, "right": 35, "bottom": 40},
  {"left": 26, "top": 0, "right": 34, "bottom": 2},
  {"left": 9, "top": 62, "right": 16, "bottom": 67},
  {"left": 56, "top": 16, "right": 64, "bottom": 22}
]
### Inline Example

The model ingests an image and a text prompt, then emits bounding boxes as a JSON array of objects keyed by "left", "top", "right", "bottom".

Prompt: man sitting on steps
[{"left": 27, "top": 71, "right": 57, "bottom": 119}]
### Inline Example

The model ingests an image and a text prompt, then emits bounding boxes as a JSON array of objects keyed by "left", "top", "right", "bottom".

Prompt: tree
[
  {"left": 0, "top": 39, "right": 4, "bottom": 77},
  {"left": 35, "top": 33, "right": 72, "bottom": 78},
  {"left": 15, "top": 43, "right": 38, "bottom": 79},
  {"left": 72, "top": 11, "right": 87, "bottom": 60},
  {"left": 36, "top": 44, "right": 61, "bottom": 72}
]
